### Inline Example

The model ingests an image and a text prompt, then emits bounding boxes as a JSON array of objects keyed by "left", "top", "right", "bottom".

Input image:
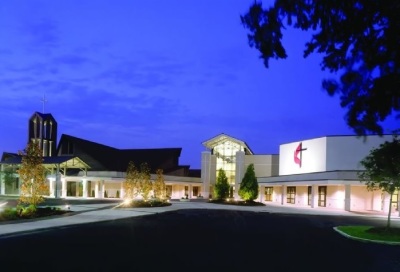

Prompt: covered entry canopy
[{"left": 0, "top": 155, "right": 90, "bottom": 171}]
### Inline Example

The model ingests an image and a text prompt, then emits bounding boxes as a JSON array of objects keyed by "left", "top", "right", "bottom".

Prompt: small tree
[
  {"left": 359, "top": 137, "right": 400, "bottom": 229},
  {"left": 17, "top": 142, "right": 49, "bottom": 208},
  {"left": 139, "top": 162, "right": 152, "bottom": 201},
  {"left": 123, "top": 161, "right": 139, "bottom": 200},
  {"left": 214, "top": 168, "right": 230, "bottom": 200},
  {"left": 153, "top": 169, "right": 166, "bottom": 200},
  {"left": 239, "top": 164, "right": 259, "bottom": 201}
]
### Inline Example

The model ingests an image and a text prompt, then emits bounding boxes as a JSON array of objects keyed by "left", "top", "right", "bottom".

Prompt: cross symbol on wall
[{"left": 294, "top": 142, "right": 307, "bottom": 168}]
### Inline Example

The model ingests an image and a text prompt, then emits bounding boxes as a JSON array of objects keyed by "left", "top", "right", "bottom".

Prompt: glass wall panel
[{"left": 213, "top": 140, "right": 245, "bottom": 188}]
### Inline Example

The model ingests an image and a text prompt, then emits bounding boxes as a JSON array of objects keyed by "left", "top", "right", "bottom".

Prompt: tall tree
[
  {"left": 17, "top": 142, "right": 49, "bottom": 208},
  {"left": 214, "top": 168, "right": 230, "bottom": 200},
  {"left": 241, "top": 1, "right": 400, "bottom": 135},
  {"left": 239, "top": 164, "right": 259, "bottom": 201},
  {"left": 153, "top": 169, "right": 166, "bottom": 200},
  {"left": 359, "top": 137, "right": 400, "bottom": 229}
]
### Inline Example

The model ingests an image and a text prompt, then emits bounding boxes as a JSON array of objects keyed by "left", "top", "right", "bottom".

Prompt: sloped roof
[
  {"left": 57, "top": 134, "right": 183, "bottom": 172},
  {"left": 57, "top": 134, "right": 117, "bottom": 170},
  {"left": 30, "top": 111, "right": 57, "bottom": 123},
  {"left": 202, "top": 133, "right": 254, "bottom": 155},
  {"left": 1, "top": 152, "right": 18, "bottom": 162}
]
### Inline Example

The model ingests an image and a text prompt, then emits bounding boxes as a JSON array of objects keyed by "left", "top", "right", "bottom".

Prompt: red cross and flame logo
[{"left": 294, "top": 142, "right": 307, "bottom": 168}]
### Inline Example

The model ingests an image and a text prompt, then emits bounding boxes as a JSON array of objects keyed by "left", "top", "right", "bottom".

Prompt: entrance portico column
[
  {"left": 397, "top": 192, "right": 400, "bottom": 217},
  {"left": 382, "top": 192, "right": 391, "bottom": 213},
  {"left": 281, "top": 185, "right": 286, "bottom": 205},
  {"left": 311, "top": 185, "right": 318, "bottom": 208},
  {"left": 55, "top": 165, "right": 61, "bottom": 198},
  {"left": 235, "top": 151, "right": 245, "bottom": 200},
  {"left": 61, "top": 178, "right": 67, "bottom": 198},
  {"left": 201, "top": 151, "right": 212, "bottom": 199},
  {"left": 189, "top": 184, "right": 192, "bottom": 199},
  {"left": 344, "top": 185, "right": 351, "bottom": 211},
  {"left": 94, "top": 181, "right": 99, "bottom": 198},
  {"left": 120, "top": 183, "right": 125, "bottom": 199},
  {"left": 49, "top": 178, "right": 55, "bottom": 197},
  {"left": 101, "top": 181, "right": 105, "bottom": 198},
  {"left": 82, "top": 179, "right": 88, "bottom": 198},
  {"left": 0, "top": 178, "right": 4, "bottom": 195},
  {"left": 259, "top": 186, "right": 264, "bottom": 202},
  {"left": 0, "top": 164, "right": 5, "bottom": 195},
  {"left": 95, "top": 181, "right": 104, "bottom": 199}
]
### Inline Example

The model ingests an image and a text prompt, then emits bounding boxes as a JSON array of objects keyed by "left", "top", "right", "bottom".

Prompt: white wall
[
  {"left": 279, "top": 137, "right": 327, "bottom": 175},
  {"left": 326, "top": 135, "right": 394, "bottom": 171},
  {"left": 245, "top": 154, "right": 279, "bottom": 177},
  {"left": 279, "top": 135, "right": 395, "bottom": 175},
  {"left": 326, "top": 185, "right": 344, "bottom": 209}
]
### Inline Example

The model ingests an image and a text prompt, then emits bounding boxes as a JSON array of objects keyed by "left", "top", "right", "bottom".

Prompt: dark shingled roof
[{"left": 56, "top": 134, "right": 194, "bottom": 175}]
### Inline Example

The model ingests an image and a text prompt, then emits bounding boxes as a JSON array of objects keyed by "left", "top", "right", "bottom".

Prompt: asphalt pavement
[
  {"left": 0, "top": 198, "right": 399, "bottom": 239},
  {"left": 1, "top": 202, "right": 400, "bottom": 272}
]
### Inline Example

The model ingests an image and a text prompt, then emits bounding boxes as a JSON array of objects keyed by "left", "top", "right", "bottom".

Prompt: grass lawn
[
  {"left": 337, "top": 225, "right": 400, "bottom": 243},
  {"left": 0, "top": 206, "right": 71, "bottom": 222}
]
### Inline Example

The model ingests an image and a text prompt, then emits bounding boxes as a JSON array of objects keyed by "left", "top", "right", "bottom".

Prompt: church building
[
  {"left": 0, "top": 112, "right": 398, "bottom": 215},
  {"left": 0, "top": 112, "right": 202, "bottom": 199}
]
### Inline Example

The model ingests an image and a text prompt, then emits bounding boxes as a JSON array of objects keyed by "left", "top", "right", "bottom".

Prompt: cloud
[
  {"left": 93, "top": 56, "right": 189, "bottom": 92},
  {"left": 20, "top": 17, "right": 60, "bottom": 54},
  {"left": 52, "top": 54, "right": 95, "bottom": 68}
]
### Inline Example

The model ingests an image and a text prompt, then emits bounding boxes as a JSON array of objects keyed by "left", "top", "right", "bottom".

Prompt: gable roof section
[
  {"left": 30, "top": 112, "right": 57, "bottom": 124},
  {"left": 202, "top": 133, "right": 254, "bottom": 155},
  {"left": 57, "top": 134, "right": 118, "bottom": 171}
]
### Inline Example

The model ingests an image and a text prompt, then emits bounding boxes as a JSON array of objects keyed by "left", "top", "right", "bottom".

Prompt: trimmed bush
[
  {"left": 239, "top": 164, "right": 259, "bottom": 201},
  {"left": 214, "top": 168, "right": 230, "bottom": 200}
]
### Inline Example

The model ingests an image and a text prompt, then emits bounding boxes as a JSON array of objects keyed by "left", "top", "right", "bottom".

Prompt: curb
[{"left": 333, "top": 227, "right": 400, "bottom": 246}]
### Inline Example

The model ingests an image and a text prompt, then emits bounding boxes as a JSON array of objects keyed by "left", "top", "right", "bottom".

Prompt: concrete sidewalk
[{"left": 0, "top": 200, "right": 399, "bottom": 238}]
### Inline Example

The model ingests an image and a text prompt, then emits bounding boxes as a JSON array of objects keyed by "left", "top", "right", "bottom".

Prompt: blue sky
[{"left": 0, "top": 0, "right": 397, "bottom": 169}]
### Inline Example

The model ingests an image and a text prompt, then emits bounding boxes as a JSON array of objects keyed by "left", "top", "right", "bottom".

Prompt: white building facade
[
  {"left": 2, "top": 132, "right": 399, "bottom": 215},
  {"left": 258, "top": 135, "right": 399, "bottom": 214}
]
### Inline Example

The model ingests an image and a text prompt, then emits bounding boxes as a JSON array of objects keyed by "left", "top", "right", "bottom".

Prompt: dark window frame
[
  {"left": 265, "top": 187, "right": 273, "bottom": 201},
  {"left": 318, "top": 186, "right": 327, "bottom": 207},
  {"left": 287, "top": 186, "right": 296, "bottom": 204}
]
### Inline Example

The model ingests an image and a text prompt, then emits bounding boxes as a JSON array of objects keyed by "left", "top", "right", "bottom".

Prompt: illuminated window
[
  {"left": 213, "top": 140, "right": 244, "bottom": 185},
  {"left": 49, "top": 121, "right": 53, "bottom": 138},
  {"left": 308, "top": 186, "right": 312, "bottom": 206},
  {"left": 43, "top": 121, "right": 47, "bottom": 138},
  {"left": 15, "top": 178, "right": 19, "bottom": 190},
  {"left": 184, "top": 186, "right": 188, "bottom": 196},
  {"left": 318, "top": 186, "right": 327, "bottom": 207},
  {"left": 193, "top": 186, "right": 199, "bottom": 197},
  {"left": 287, "top": 187, "right": 296, "bottom": 204},
  {"left": 392, "top": 190, "right": 398, "bottom": 211},
  {"left": 43, "top": 140, "right": 48, "bottom": 156},
  {"left": 265, "top": 187, "right": 273, "bottom": 201}
]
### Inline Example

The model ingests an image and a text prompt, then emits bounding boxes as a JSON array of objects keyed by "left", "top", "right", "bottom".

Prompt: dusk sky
[{"left": 0, "top": 0, "right": 397, "bottom": 169}]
